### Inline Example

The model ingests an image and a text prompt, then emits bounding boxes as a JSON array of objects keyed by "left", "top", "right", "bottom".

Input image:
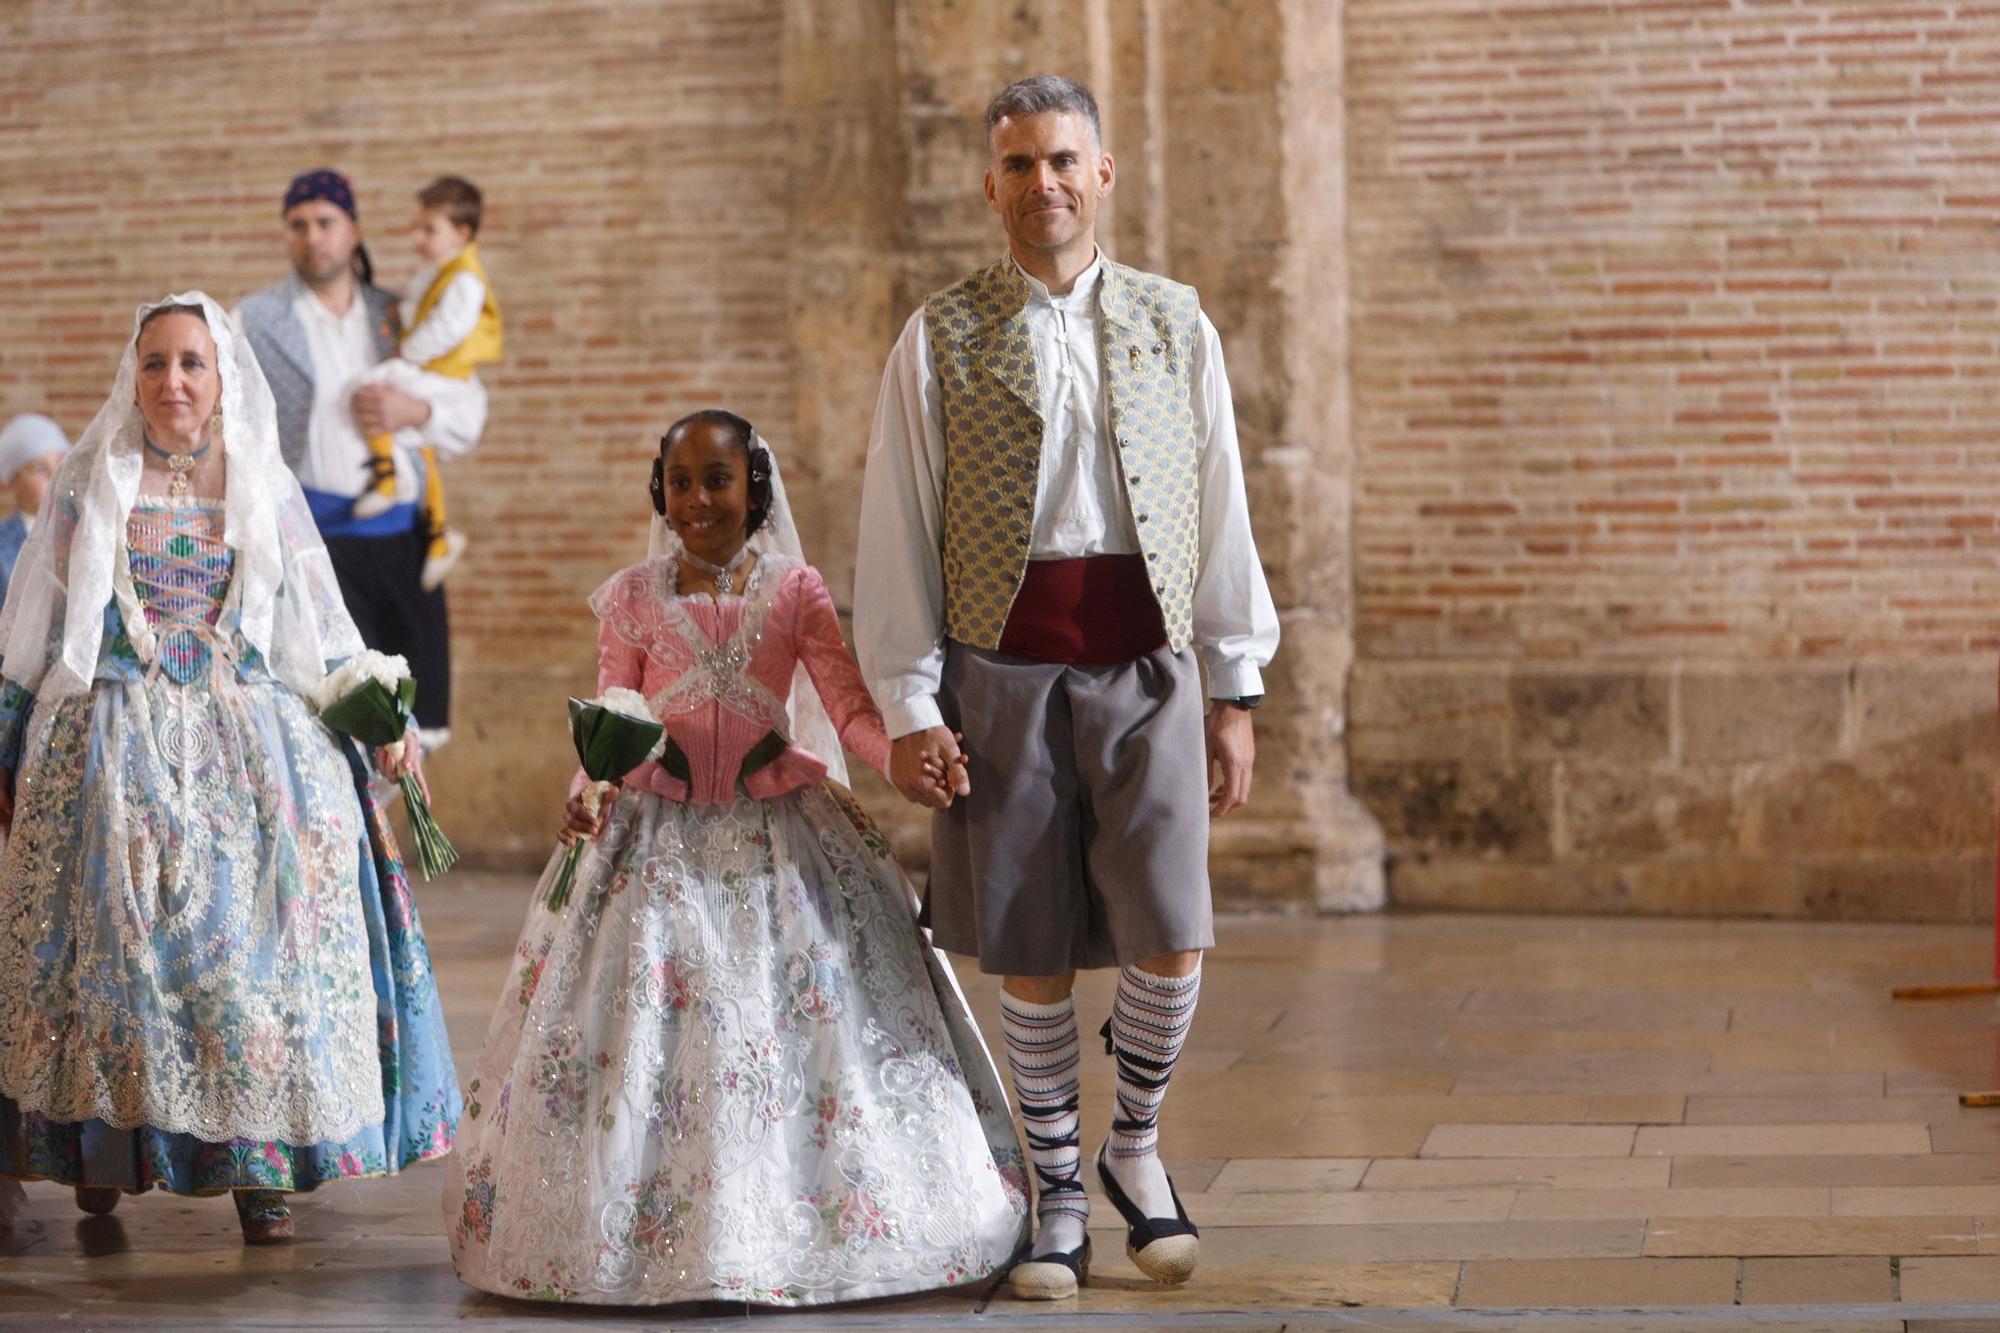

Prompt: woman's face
[
  {"left": 134, "top": 313, "right": 221, "bottom": 449},
  {"left": 661, "top": 420, "right": 749, "bottom": 564}
]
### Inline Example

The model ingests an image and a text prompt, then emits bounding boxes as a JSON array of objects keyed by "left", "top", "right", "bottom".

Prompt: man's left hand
[
  {"left": 351, "top": 384, "right": 431, "bottom": 437},
  {"left": 1205, "top": 703, "right": 1256, "bottom": 818}
]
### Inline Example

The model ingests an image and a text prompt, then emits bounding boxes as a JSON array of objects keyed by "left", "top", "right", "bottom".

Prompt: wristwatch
[{"left": 1215, "top": 694, "right": 1263, "bottom": 711}]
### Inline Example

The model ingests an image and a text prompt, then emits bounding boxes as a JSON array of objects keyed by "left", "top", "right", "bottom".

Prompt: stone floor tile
[
  {"left": 1451, "top": 1070, "right": 1885, "bottom": 1098},
  {"left": 1634, "top": 1123, "right": 1932, "bottom": 1156},
  {"left": 1193, "top": 1187, "right": 1516, "bottom": 1227},
  {"left": 1738, "top": 1255, "right": 1894, "bottom": 1304},
  {"left": 1508, "top": 1186, "right": 1830, "bottom": 1221},
  {"left": 1588, "top": 1095, "right": 1687, "bottom": 1124},
  {"left": 1053, "top": 1250, "right": 1461, "bottom": 1313},
  {"left": 1643, "top": 1214, "right": 1980, "bottom": 1257},
  {"left": 1421, "top": 1124, "right": 1638, "bottom": 1158},
  {"left": 1156, "top": 1218, "right": 1645, "bottom": 1263},
  {"left": 1206, "top": 1157, "right": 1368, "bottom": 1193},
  {"left": 1672, "top": 1153, "right": 2000, "bottom": 1189},
  {"left": 1900, "top": 1254, "right": 2000, "bottom": 1300},
  {"left": 1684, "top": 1095, "right": 1965, "bottom": 1125},
  {"left": 1363, "top": 1157, "right": 1672, "bottom": 1191},
  {"left": 1931, "top": 1119, "right": 2000, "bottom": 1154},
  {"left": 1831, "top": 1185, "right": 2000, "bottom": 1216},
  {"left": 1454, "top": 1255, "right": 1737, "bottom": 1307}
]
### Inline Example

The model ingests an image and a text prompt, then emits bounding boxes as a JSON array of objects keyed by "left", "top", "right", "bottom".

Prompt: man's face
[
  {"left": 984, "top": 110, "right": 1114, "bottom": 257},
  {"left": 284, "top": 200, "right": 360, "bottom": 289}
]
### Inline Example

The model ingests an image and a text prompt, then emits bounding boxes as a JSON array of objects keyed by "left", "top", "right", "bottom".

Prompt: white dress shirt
[
  {"left": 285, "top": 284, "right": 485, "bottom": 501},
  {"left": 854, "top": 255, "right": 1280, "bottom": 739}
]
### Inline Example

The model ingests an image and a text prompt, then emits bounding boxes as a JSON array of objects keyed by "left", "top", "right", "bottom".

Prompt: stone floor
[{"left": 8, "top": 877, "right": 2000, "bottom": 1330}]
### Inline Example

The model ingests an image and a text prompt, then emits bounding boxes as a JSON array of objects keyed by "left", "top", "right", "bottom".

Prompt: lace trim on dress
[{"left": 593, "top": 554, "right": 796, "bottom": 735}]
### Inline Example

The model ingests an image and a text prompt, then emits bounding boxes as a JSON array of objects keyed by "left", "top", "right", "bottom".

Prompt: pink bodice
[{"left": 586, "top": 555, "right": 892, "bottom": 806}]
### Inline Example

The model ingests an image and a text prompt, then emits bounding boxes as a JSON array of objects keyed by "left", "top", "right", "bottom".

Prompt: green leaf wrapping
[
  {"left": 568, "top": 698, "right": 665, "bottom": 782},
  {"left": 544, "top": 700, "right": 663, "bottom": 911},
  {"left": 321, "top": 679, "right": 413, "bottom": 748}
]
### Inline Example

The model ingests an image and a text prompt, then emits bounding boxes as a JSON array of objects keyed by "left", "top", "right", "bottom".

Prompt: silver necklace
[{"left": 679, "top": 543, "right": 751, "bottom": 595}]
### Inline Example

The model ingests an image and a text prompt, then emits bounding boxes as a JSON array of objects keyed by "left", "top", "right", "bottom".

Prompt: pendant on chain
[{"left": 167, "top": 454, "right": 195, "bottom": 499}]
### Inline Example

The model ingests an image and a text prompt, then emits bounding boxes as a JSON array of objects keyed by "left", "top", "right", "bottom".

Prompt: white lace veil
[
  {"left": 646, "top": 433, "right": 850, "bottom": 787},
  {"left": 0, "top": 291, "right": 363, "bottom": 702}
]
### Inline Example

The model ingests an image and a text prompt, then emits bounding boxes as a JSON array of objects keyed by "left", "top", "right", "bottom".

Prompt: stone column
[
  {"left": 1153, "top": 0, "right": 1384, "bottom": 910},
  {"left": 779, "top": 0, "right": 908, "bottom": 589},
  {"left": 778, "top": 0, "right": 1382, "bottom": 911}
]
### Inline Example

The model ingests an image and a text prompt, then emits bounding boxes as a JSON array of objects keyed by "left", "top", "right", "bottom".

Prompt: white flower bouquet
[{"left": 312, "top": 651, "right": 457, "bottom": 879}]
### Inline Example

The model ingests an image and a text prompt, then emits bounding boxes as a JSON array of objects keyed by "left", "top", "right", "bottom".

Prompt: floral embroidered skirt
[
  {"left": 445, "top": 782, "right": 1028, "bottom": 1306},
  {"left": 0, "top": 676, "right": 460, "bottom": 1195}
]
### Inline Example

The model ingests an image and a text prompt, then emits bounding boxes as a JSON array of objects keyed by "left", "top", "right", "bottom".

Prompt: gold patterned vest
[
  {"left": 924, "top": 256, "right": 1203, "bottom": 653},
  {"left": 411, "top": 241, "right": 503, "bottom": 379}
]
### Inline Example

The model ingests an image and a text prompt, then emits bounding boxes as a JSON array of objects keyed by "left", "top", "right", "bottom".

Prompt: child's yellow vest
[
  {"left": 412, "top": 242, "right": 503, "bottom": 378},
  {"left": 924, "top": 257, "right": 1204, "bottom": 653}
]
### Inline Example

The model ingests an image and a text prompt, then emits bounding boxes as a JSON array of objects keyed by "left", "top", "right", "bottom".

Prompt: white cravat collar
[
  {"left": 1015, "top": 248, "right": 1105, "bottom": 311},
  {"left": 294, "top": 280, "right": 366, "bottom": 331}
]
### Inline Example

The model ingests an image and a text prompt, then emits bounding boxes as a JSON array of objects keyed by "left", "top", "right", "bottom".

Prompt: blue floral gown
[{"left": 0, "top": 497, "right": 459, "bottom": 1195}]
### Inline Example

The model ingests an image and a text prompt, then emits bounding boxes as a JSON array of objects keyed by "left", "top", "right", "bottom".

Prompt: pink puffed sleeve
[
  {"left": 572, "top": 565, "right": 681, "bottom": 797},
  {"left": 788, "top": 565, "right": 893, "bottom": 778}
]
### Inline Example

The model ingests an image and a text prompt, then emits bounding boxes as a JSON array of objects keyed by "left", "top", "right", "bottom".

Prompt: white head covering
[
  {"left": 647, "top": 432, "right": 850, "bottom": 786},
  {"left": 0, "top": 292, "right": 363, "bottom": 702},
  {"left": 0, "top": 414, "right": 69, "bottom": 484}
]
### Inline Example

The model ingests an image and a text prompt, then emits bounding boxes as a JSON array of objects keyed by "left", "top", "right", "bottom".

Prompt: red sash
[{"left": 997, "top": 554, "right": 1169, "bottom": 665}]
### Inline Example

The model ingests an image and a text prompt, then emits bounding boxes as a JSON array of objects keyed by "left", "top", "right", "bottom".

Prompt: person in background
[
  {"left": 350, "top": 174, "right": 500, "bottom": 592},
  {"left": 237, "top": 169, "right": 484, "bottom": 748},
  {"left": 0, "top": 414, "right": 69, "bottom": 607}
]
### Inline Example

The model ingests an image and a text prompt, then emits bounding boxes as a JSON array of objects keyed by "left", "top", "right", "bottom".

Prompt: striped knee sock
[
  {"left": 1107, "top": 961, "right": 1202, "bottom": 1198},
  {"left": 1000, "top": 991, "right": 1089, "bottom": 1248}
]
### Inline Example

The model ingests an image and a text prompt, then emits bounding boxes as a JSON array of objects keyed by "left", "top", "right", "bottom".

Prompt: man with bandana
[{"left": 236, "top": 170, "right": 484, "bottom": 744}]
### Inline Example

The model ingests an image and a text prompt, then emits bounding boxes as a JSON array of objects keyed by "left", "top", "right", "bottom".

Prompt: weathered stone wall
[{"left": 1347, "top": 2, "right": 2000, "bottom": 920}]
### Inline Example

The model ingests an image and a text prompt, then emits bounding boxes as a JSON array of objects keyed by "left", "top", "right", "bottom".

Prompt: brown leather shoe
[
  {"left": 232, "top": 1189, "right": 294, "bottom": 1244},
  {"left": 72, "top": 1185, "right": 120, "bottom": 1216}
]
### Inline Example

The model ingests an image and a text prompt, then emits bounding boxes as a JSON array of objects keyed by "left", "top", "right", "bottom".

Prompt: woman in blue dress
[{"left": 0, "top": 292, "right": 460, "bottom": 1243}]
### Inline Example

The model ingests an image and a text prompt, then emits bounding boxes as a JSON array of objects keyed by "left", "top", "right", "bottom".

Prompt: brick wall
[
  {"left": 1347, "top": 1, "right": 2000, "bottom": 919},
  {"left": 14, "top": 0, "right": 1970, "bottom": 921},
  {"left": 0, "top": 0, "right": 798, "bottom": 864}
]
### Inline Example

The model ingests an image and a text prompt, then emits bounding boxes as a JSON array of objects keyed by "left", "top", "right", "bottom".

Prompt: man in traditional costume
[
  {"left": 854, "top": 74, "right": 1278, "bottom": 1301},
  {"left": 237, "top": 169, "right": 483, "bottom": 744}
]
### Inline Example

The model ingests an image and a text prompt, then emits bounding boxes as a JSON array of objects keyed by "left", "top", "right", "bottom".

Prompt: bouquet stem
[
  {"left": 546, "top": 838, "right": 586, "bottom": 911},
  {"left": 544, "top": 779, "right": 611, "bottom": 912},
  {"left": 401, "top": 774, "right": 459, "bottom": 880}
]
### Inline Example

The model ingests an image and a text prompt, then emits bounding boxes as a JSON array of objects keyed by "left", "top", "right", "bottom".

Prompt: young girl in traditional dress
[{"left": 445, "top": 410, "right": 1026, "bottom": 1306}]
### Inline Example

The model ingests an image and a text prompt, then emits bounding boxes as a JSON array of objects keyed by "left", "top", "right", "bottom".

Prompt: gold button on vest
[{"left": 924, "top": 257, "right": 1203, "bottom": 653}]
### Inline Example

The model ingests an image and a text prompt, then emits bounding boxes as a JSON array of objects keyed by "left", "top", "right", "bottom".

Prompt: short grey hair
[{"left": 984, "top": 74, "right": 1102, "bottom": 147}]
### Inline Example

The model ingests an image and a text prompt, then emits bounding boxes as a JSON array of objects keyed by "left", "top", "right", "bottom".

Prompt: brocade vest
[{"left": 924, "top": 256, "right": 1202, "bottom": 653}]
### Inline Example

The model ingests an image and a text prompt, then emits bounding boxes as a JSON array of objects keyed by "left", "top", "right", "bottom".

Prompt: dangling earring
[{"left": 209, "top": 403, "right": 223, "bottom": 444}]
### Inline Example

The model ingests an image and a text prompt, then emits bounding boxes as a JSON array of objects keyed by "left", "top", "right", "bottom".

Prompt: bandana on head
[{"left": 283, "top": 169, "right": 357, "bottom": 220}]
